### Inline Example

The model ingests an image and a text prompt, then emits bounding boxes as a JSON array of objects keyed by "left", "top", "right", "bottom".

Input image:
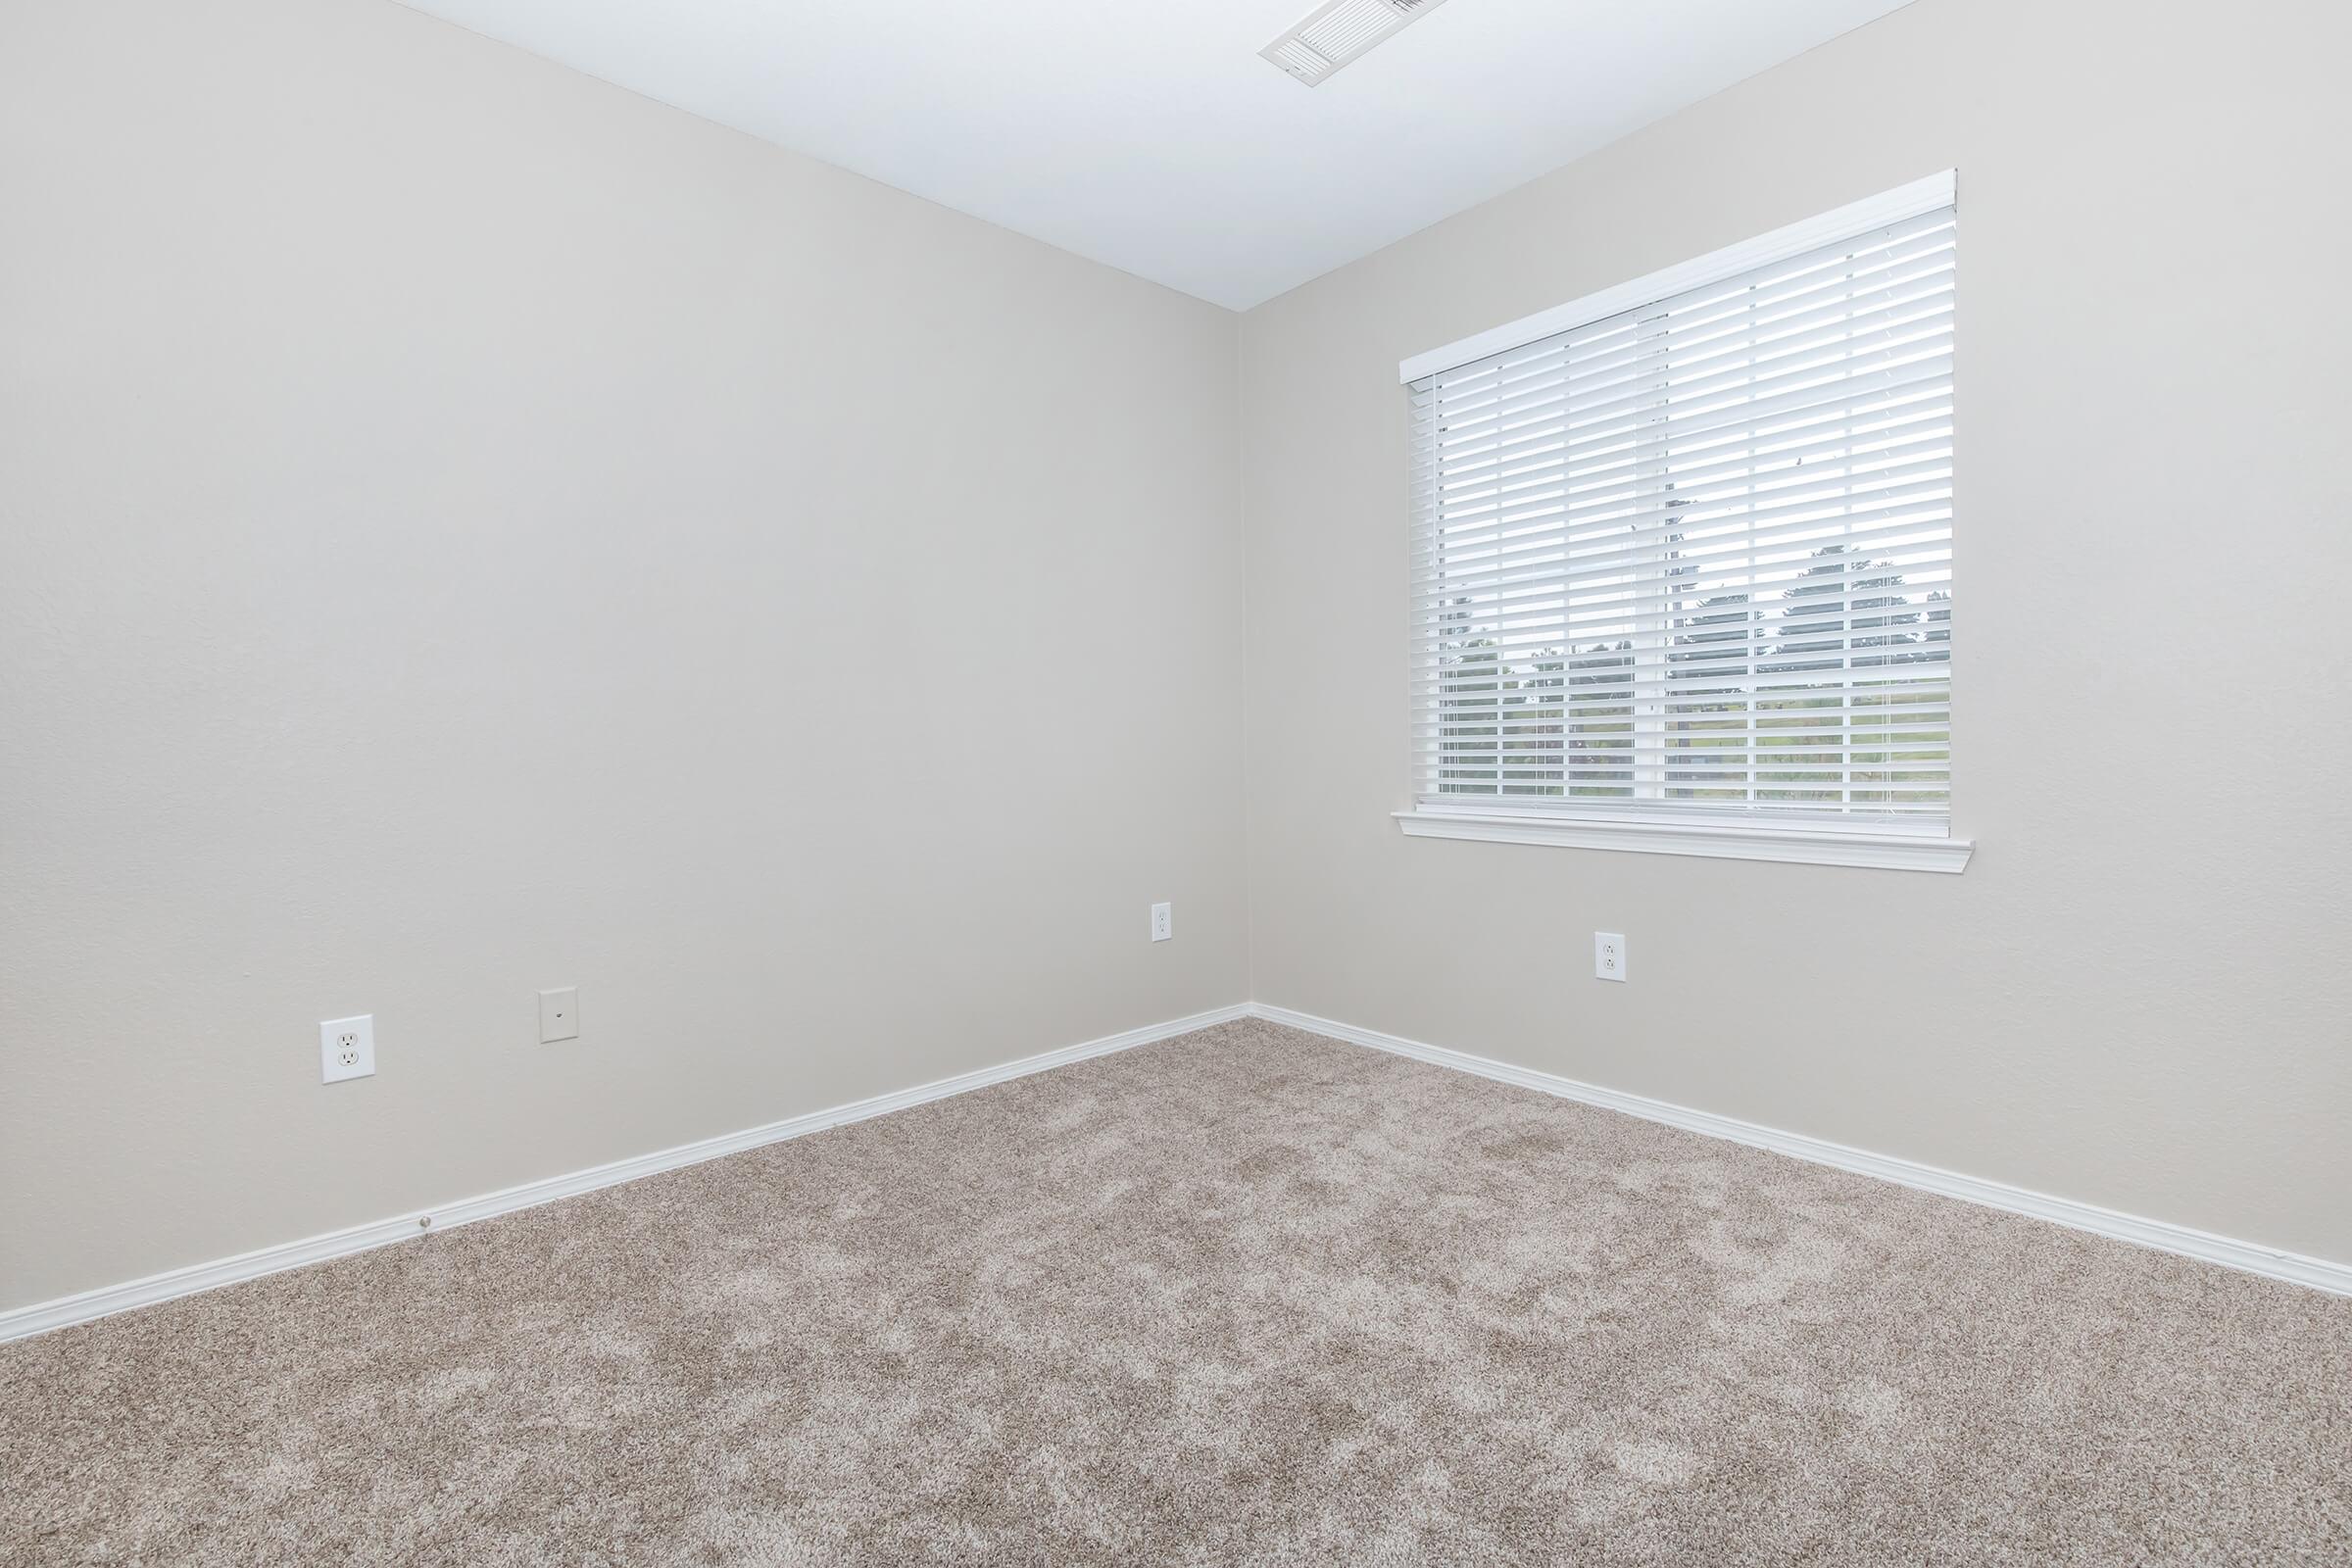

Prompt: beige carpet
[{"left": 3, "top": 1017, "right": 2347, "bottom": 1565}]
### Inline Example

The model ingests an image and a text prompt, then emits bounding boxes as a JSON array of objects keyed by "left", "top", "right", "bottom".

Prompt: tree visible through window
[{"left": 1408, "top": 194, "right": 1956, "bottom": 828}]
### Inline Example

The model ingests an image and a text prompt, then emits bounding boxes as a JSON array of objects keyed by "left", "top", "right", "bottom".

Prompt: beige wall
[
  {"left": 0, "top": 0, "right": 1247, "bottom": 1309},
  {"left": 1239, "top": 0, "right": 2352, "bottom": 1262},
  {"left": 8, "top": 0, "right": 2350, "bottom": 1316}
]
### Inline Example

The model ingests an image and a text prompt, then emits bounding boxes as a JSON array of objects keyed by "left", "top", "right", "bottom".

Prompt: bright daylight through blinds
[{"left": 1407, "top": 197, "right": 1955, "bottom": 827}]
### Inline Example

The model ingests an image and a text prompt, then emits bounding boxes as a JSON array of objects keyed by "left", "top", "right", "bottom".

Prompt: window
[{"left": 1399, "top": 173, "right": 1969, "bottom": 871}]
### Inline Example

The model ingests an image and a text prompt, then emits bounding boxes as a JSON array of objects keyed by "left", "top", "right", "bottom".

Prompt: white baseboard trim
[
  {"left": 14, "top": 995, "right": 2340, "bottom": 1344},
  {"left": 0, "top": 1003, "right": 1251, "bottom": 1345},
  {"left": 1249, "top": 1003, "right": 2352, "bottom": 1298}
]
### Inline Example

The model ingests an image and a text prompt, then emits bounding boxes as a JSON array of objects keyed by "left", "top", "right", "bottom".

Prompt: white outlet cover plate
[
  {"left": 1151, "top": 903, "right": 1173, "bottom": 943},
  {"left": 320, "top": 1014, "right": 375, "bottom": 1083},
  {"left": 539, "top": 987, "right": 579, "bottom": 1043},
  {"left": 1594, "top": 933, "right": 1628, "bottom": 983}
]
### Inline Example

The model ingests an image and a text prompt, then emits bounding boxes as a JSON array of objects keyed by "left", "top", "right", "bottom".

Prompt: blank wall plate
[
  {"left": 320, "top": 1014, "right": 375, "bottom": 1083},
  {"left": 538, "top": 987, "right": 579, "bottom": 1043}
]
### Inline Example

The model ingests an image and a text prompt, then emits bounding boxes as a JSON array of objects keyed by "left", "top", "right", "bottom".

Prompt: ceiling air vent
[{"left": 1260, "top": 0, "right": 1455, "bottom": 87}]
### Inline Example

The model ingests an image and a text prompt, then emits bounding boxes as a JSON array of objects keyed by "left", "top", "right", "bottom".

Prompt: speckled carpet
[{"left": 3, "top": 1016, "right": 2348, "bottom": 1565}]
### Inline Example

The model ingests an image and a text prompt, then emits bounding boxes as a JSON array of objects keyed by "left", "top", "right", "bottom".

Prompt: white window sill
[{"left": 1395, "top": 808, "right": 1975, "bottom": 873}]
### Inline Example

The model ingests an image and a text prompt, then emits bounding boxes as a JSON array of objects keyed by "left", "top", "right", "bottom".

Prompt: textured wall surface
[
  {"left": 0, "top": 0, "right": 1247, "bottom": 1310},
  {"left": 1239, "top": 0, "right": 2352, "bottom": 1262}
]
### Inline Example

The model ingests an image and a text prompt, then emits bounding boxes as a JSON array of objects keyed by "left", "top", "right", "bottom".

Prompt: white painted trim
[
  {"left": 1249, "top": 1004, "right": 2352, "bottom": 1298},
  {"left": 18, "top": 989, "right": 2338, "bottom": 1343},
  {"left": 0, "top": 1003, "right": 1251, "bottom": 1345},
  {"left": 1398, "top": 170, "right": 1958, "bottom": 383},
  {"left": 1396, "top": 807, "right": 1974, "bottom": 872}
]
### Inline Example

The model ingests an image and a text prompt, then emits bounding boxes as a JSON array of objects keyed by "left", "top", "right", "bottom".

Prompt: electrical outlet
[
  {"left": 538, "top": 987, "right": 579, "bottom": 1043},
  {"left": 320, "top": 1014, "right": 375, "bottom": 1083},
  {"left": 1151, "top": 902, "right": 1173, "bottom": 942},
  {"left": 1594, "top": 932, "right": 1627, "bottom": 983}
]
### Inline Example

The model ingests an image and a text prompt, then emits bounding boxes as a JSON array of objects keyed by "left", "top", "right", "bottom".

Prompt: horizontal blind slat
[{"left": 1409, "top": 198, "right": 1958, "bottom": 825}]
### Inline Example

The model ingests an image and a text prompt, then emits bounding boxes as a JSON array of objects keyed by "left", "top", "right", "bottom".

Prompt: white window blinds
[{"left": 1406, "top": 180, "right": 1956, "bottom": 832}]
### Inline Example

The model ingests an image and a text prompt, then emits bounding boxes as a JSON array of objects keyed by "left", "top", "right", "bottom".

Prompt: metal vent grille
[{"left": 1260, "top": 0, "right": 1454, "bottom": 86}]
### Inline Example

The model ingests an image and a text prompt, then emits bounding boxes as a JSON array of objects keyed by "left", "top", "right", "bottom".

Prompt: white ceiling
[{"left": 398, "top": 0, "right": 1917, "bottom": 311}]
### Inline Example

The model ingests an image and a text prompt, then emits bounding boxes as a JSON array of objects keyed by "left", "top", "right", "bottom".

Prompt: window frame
[{"left": 1395, "top": 172, "right": 1972, "bottom": 874}]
